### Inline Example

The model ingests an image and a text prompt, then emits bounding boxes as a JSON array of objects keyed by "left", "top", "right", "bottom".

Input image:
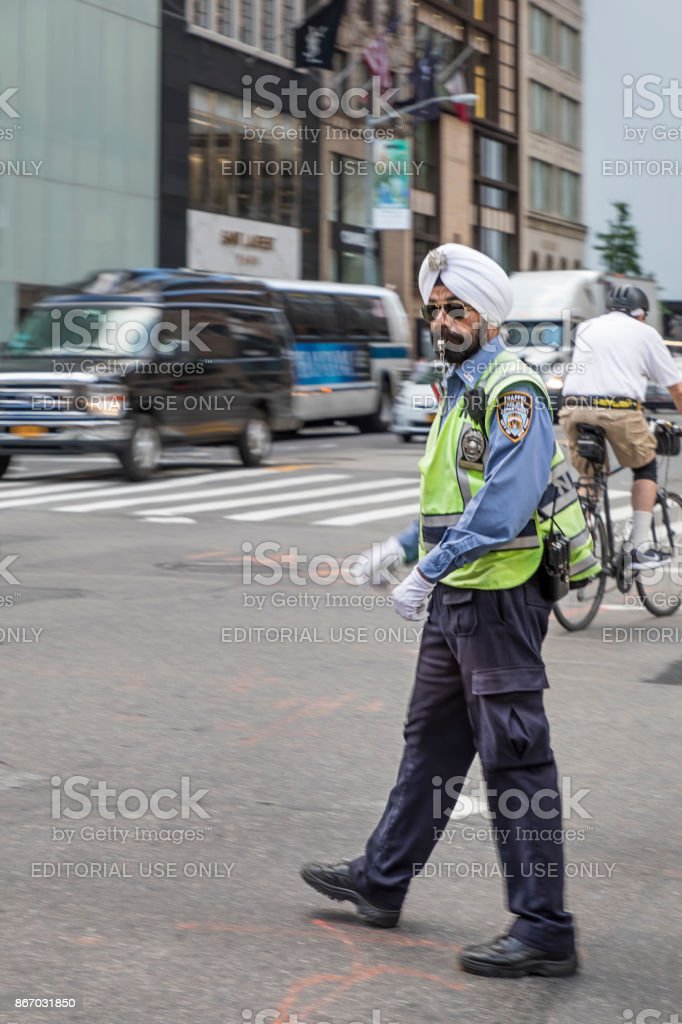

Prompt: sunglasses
[{"left": 421, "top": 300, "right": 471, "bottom": 323}]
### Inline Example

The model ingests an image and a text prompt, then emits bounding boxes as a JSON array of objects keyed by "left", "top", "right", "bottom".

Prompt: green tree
[{"left": 594, "top": 201, "right": 643, "bottom": 275}]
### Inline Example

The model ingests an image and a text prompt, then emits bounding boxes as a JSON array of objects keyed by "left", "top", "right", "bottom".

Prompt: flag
[
  {"left": 294, "top": 0, "right": 347, "bottom": 70},
  {"left": 411, "top": 35, "right": 439, "bottom": 121},
  {"left": 363, "top": 35, "right": 392, "bottom": 92},
  {"left": 444, "top": 70, "right": 471, "bottom": 122}
]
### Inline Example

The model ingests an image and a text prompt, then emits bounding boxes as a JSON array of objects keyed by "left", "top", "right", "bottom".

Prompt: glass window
[
  {"left": 339, "top": 295, "right": 390, "bottom": 339},
  {"left": 227, "top": 308, "right": 282, "bottom": 358},
  {"left": 474, "top": 64, "right": 487, "bottom": 120},
  {"left": 479, "top": 137, "right": 512, "bottom": 183},
  {"left": 188, "top": 309, "right": 234, "bottom": 359},
  {"left": 559, "top": 95, "right": 580, "bottom": 147},
  {"left": 337, "top": 156, "right": 367, "bottom": 225},
  {"left": 560, "top": 170, "right": 580, "bottom": 220},
  {"left": 262, "top": 0, "right": 277, "bottom": 54},
  {"left": 480, "top": 185, "right": 512, "bottom": 212},
  {"left": 216, "top": 0, "right": 236, "bottom": 37},
  {"left": 559, "top": 23, "right": 581, "bottom": 74},
  {"left": 191, "top": 0, "right": 212, "bottom": 29},
  {"left": 530, "top": 4, "right": 553, "bottom": 60},
  {"left": 285, "top": 293, "right": 337, "bottom": 339},
  {"left": 189, "top": 87, "right": 302, "bottom": 226},
  {"left": 530, "top": 81, "right": 553, "bottom": 136},
  {"left": 530, "top": 159, "right": 553, "bottom": 213},
  {"left": 478, "top": 228, "right": 513, "bottom": 272},
  {"left": 414, "top": 121, "right": 437, "bottom": 193}
]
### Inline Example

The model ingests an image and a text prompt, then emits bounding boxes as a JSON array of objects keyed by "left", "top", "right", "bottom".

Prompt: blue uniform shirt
[{"left": 396, "top": 336, "right": 555, "bottom": 583}]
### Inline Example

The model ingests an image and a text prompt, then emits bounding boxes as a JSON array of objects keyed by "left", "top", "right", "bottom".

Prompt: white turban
[{"left": 418, "top": 243, "right": 513, "bottom": 326}]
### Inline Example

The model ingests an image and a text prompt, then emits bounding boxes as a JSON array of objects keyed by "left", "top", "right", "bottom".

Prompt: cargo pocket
[
  {"left": 441, "top": 587, "right": 477, "bottom": 637},
  {"left": 471, "top": 667, "right": 551, "bottom": 774}
]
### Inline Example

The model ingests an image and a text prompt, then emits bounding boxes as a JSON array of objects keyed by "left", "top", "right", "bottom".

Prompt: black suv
[{"left": 0, "top": 269, "right": 298, "bottom": 479}]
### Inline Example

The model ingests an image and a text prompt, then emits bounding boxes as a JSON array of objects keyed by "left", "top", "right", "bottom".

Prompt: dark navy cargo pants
[{"left": 350, "top": 575, "right": 576, "bottom": 955}]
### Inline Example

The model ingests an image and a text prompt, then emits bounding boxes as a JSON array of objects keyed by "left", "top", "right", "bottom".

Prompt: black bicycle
[{"left": 553, "top": 418, "right": 682, "bottom": 632}]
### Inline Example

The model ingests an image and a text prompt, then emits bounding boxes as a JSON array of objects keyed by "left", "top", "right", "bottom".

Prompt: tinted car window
[
  {"left": 227, "top": 308, "right": 284, "bottom": 358},
  {"left": 285, "top": 292, "right": 337, "bottom": 339},
  {"left": 184, "top": 309, "right": 234, "bottom": 359},
  {"left": 335, "top": 295, "right": 390, "bottom": 339}
]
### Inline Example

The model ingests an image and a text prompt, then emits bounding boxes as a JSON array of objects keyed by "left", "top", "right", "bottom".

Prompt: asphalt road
[{"left": 1, "top": 427, "right": 680, "bottom": 1024}]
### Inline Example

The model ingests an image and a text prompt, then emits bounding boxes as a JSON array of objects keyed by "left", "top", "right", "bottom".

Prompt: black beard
[{"left": 433, "top": 323, "right": 483, "bottom": 365}]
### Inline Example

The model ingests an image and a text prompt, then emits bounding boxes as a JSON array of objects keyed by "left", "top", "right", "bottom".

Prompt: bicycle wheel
[
  {"left": 635, "top": 490, "right": 682, "bottom": 617},
  {"left": 553, "top": 506, "right": 607, "bottom": 631}
]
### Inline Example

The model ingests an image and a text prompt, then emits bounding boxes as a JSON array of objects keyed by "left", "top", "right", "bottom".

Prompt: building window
[
  {"left": 530, "top": 251, "right": 539, "bottom": 270},
  {"left": 559, "top": 22, "right": 581, "bottom": 75},
  {"left": 530, "top": 159, "right": 553, "bottom": 213},
  {"left": 473, "top": 0, "right": 486, "bottom": 20},
  {"left": 474, "top": 63, "right": 487, "bottom": 120},
  {"left": 560, "top": 169, "right": 580, "bottom": 220},
  {"left": 530, "top": 81, "right": 553, "bottom": 136},
  {"left": 545, "top": 254, "right": 554, "bottom": 270},
  {"left": 191, "top": 0, "right": 212, "bottom": 28},
  {"left": 479, "top": 137, "right": 513, "bottom": 184},
  {"left": 189, "top": 0, "right": 304, "bottom": 59},
  {"left": 189, "top": 86, "right": 302, "bottom": 226},
  {"left": 529, "top": 4, "right": 553, "bottom": 61},
  {"left": 559, "top": 95, "right": 580, "bottom": 148},
  {"left": 414, "top": 121, "right": 438, "bottom": 194},
  {"left": 479, "top": 228, "right": 514, "bottom": 272}
]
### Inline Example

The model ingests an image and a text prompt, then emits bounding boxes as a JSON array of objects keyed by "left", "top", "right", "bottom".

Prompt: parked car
[
  {"left": 0, "top": 269, "right": 298, "bottom": 479},
  {"left": 391, "top": 360, "right": 440, "bottom": 442}
]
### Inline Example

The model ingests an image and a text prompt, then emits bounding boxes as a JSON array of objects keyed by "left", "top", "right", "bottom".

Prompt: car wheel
[
  {"left": 238, "top": 411, "right": 272, "bottom": 467},
  {"left": 356, "top": 380, "right": 392, "bottom": 433},
  {"left": 398, "top": 433, "right": 413, "bottom": 443},
  {"left": 0, "top": 455, "right": 11, "bottom": 478},
  {"left": 118, "top": 415, "right": 162, "bottom": 481}
]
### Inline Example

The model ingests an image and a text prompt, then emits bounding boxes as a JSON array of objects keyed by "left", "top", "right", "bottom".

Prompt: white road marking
[
  {"left": 316, "top": 502, "right": 420, "bottom": 526},
  {"left": 229, "top": 485, "right": 419, "bottom": 522},
  {"left": 131, "top": 474, "right": 348, "bottom": 516},
  {"left": 54, "top": 467, "right": 278, "bottom": 511}
]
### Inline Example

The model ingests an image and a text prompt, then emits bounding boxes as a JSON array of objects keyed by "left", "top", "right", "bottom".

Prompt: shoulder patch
[{"left": 496, "top": 390, "right": 533, "bottom": 443}]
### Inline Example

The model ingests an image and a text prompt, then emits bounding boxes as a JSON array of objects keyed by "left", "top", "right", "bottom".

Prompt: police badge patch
[{"left": 496, "top": 391, "right": 533, "bottom": 443}]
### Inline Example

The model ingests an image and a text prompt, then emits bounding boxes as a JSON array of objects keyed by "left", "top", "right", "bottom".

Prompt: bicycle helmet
[{"left": 607, "top": 285, "right": 650, "bottom": 317}]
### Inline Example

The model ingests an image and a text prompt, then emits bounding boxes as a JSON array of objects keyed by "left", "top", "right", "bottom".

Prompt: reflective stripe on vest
[{"left": 418, "top": 351, "right": 600, "bottom": 589}]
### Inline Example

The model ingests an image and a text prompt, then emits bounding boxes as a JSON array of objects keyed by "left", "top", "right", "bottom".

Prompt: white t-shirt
[{"left": 563, "top": 311, "right": 682, "bottom": 403}]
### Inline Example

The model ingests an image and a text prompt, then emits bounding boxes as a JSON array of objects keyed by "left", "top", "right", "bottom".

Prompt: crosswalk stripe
[
  {"left": 228, "top": 485, "right": 420, "bottom": 522},
  {"left": 316, "top": 502, "right": 421, "bottom": 526},
  {"left": 0, "top": 480, "right": 112, "bottom": 501},
  {"left": 126, "top": 474, "right": 348, "bottom": 516},
  {"left": 0, "top": 480, "right": 115, "bottom": 510},
  {"left": 142, "top": 477, "right": 413, "bottom": 519},
  {"left": 53, "top": 467, "right": 278, "bottom": 512}
]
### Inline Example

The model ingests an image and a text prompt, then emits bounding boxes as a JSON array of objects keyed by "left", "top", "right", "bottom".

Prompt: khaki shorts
[{"left": 559, "top": 405, "right": 657, "bottom": 477}]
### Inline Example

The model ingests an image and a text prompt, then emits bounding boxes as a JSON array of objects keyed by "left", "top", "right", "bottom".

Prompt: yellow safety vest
[{"left": 418, "top": 352, "right": 600, "bottom": 589}]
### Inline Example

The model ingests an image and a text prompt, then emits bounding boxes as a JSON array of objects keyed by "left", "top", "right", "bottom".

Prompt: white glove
[
  {"left": 392, "top": 567, "right": 436, "bottom": 621},
  {"left": 349, "top": 536, "right": 406, "bottom": 586}
]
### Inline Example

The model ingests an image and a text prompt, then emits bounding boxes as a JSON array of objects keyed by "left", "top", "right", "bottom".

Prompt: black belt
[{"left": 563, "top": 395, "right": 643, "bottom": 412}]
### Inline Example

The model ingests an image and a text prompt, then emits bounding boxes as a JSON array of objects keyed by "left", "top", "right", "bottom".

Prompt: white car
[{"left": 391, "top": 361, "right": 441, "bottom": 442}]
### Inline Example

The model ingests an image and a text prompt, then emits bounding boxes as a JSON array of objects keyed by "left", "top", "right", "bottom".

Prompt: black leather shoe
[
  {"left": 459, "top": 934, "right": 578, "bottom": 978},
  {"left": 300, "top": 861, "right": 400, "bottom": 928}
]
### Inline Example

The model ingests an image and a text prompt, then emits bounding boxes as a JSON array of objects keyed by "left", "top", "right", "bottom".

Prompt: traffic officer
[{"left": 300, "top": 244, "right": 599, "bottom": 979}]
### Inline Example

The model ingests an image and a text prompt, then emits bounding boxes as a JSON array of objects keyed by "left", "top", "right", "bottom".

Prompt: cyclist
[{"left": 560, "top": 285, "right": 682, "bottom": 568}]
